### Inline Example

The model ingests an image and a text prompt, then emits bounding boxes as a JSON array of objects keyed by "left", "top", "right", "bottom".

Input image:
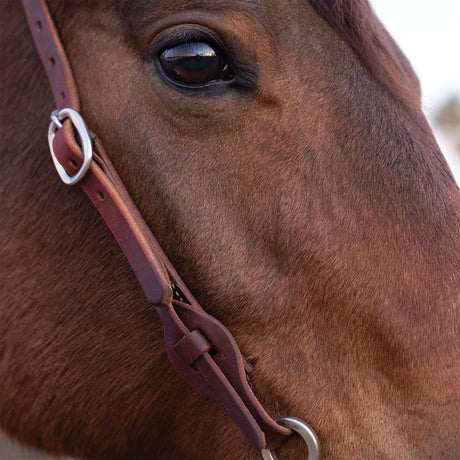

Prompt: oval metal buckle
[
  {"left": 261, "top": 417, "right": 320, "bottom": 460},
  {"left": 47, "top": 108, "right": 93, "bottom": 186}
]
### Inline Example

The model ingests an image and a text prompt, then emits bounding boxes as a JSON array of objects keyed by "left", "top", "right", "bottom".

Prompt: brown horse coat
[{"left": 1, "top": 0, "right": 459, "bottom": 458}]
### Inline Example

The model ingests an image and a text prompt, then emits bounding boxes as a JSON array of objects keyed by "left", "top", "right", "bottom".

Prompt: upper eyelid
[{"left": 148, "top": 27, "right": 228, "bottom": 60}]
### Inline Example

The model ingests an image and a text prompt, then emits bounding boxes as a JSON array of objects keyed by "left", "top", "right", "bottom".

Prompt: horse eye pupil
[{"left": 159, "top": 42, "right": 225, "bottom": 85}]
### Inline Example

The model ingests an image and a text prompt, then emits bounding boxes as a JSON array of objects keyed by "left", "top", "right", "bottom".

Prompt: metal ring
[
  {"left": 261, "top": 417, "right": 320, "bottom": 460},
  {"left": 47, "top": 108, "right": 93, "bottom": 185}
]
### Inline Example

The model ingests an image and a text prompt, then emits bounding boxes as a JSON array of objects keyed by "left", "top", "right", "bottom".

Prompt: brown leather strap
[
  {"left": 52, "top": 125, "right": 173, "bottom": 307},
  {"left": 21, "top": 0, "right": 79, "bottom": 110},
  {"left": 160, "top": 301, "right": 292, "bottom": 449},
  {"left": 21, "top": 0, "right": 291, "bottom": 450}
]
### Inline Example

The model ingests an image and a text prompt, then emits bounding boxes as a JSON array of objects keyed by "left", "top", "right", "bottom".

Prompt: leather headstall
[{"left": 21, "top": 0, "right": 291, "bottom": 452}]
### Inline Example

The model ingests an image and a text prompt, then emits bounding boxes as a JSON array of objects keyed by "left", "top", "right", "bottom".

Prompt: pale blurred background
[{"left": 370, "top": 0, "right": 460, "bottom": 185}]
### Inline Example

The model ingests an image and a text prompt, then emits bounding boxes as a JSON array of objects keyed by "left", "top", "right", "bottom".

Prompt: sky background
[{"left": 369, "top": 0, "right": 460, "bottom": 183}]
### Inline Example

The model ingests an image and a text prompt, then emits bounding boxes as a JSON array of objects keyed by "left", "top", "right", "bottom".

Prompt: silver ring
[
  {"left": 261, "top": 417, "right": 320, "bottom": 460},
  {"left": 47, "top": 108, "right": 93, "bottom": 185}
]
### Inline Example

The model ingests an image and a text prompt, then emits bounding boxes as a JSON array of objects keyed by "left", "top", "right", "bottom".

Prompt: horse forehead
[
  {"left": 120, "top": 0, "right": 309, "bottom": 26},
  {"left": 122, "top": 0, "right": 270, "bottom": 13}
]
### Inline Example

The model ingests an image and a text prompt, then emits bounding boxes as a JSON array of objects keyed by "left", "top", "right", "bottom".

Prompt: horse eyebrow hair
[
  {"left": 120, "top": 0, "right": 262, "bottom": 21},
  {"left": 309, "top": 0, "right": 421, "bottom": 106}
]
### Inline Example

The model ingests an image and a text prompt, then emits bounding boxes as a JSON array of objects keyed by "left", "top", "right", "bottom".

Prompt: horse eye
[{"left": 159, "top": 42, "right": 232, "bottom": 86}]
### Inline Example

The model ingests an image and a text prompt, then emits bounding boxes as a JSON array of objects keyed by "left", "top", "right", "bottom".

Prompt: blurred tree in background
[{"left": 435, "top": 96, "right": 460, "bottom": 152}]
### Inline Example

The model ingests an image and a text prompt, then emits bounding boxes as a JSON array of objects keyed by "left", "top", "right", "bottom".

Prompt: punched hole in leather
[{"left": 22, "top": 0, "right": 80, "bottom": 110}]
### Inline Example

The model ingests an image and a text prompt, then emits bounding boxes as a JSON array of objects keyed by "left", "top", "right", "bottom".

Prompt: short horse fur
[{"left": 1, "top": 0, "right": 459, "bottom": 458}]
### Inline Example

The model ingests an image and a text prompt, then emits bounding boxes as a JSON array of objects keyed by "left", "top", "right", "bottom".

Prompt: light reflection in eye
[{"left": 159, "top": 41, "right": 231, "bottom": 85}]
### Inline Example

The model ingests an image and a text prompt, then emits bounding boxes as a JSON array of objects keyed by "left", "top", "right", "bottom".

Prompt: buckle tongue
[{"left": 48, "top": 108, "right": 93, "bottom": 185}]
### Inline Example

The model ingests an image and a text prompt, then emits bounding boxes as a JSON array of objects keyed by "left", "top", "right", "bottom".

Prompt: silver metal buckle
[
  {"left": 261, "top": 417, "right": 320, "bottom": 460},
  {"left": 47, "top": 108, "right": 93, "bottom": 186}
]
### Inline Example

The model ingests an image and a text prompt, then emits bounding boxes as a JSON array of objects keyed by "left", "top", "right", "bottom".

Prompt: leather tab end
[{"left": 173, "top": 329, "right": 211, "bottom": 365}]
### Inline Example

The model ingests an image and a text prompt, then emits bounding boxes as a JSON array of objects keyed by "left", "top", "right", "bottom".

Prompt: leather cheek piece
[
  {"left": 49, "top": 92, "right": 291, "bottom": 453},
  {"left": 52, "top": 125, "right": 173, "bottom": 307},
  {"left": 158, "top": 301, "right": 292, "bottom": 450},
  {"left": 49, "top": 105, "right": 291, "bottom": 452},
  {"left": 26, "top": 0, "right": 292, "bottom": 450},
  {"left": 22, "top": 0, "right": 80, "bottom": 110}
]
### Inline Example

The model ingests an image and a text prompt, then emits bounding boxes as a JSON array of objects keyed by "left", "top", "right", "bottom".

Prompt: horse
[{"left": 1, "top": 0, "right": 459, "bottom": 458}]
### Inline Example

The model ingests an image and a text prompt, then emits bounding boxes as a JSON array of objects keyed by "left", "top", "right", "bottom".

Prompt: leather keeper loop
[{"left": 174, "top": 329, "right": 211, "bottom": 365}]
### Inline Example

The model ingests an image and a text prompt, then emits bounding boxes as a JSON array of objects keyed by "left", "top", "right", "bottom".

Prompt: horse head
[{"left": 1, "top": 0, "right": 459, "bottom": 458}]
